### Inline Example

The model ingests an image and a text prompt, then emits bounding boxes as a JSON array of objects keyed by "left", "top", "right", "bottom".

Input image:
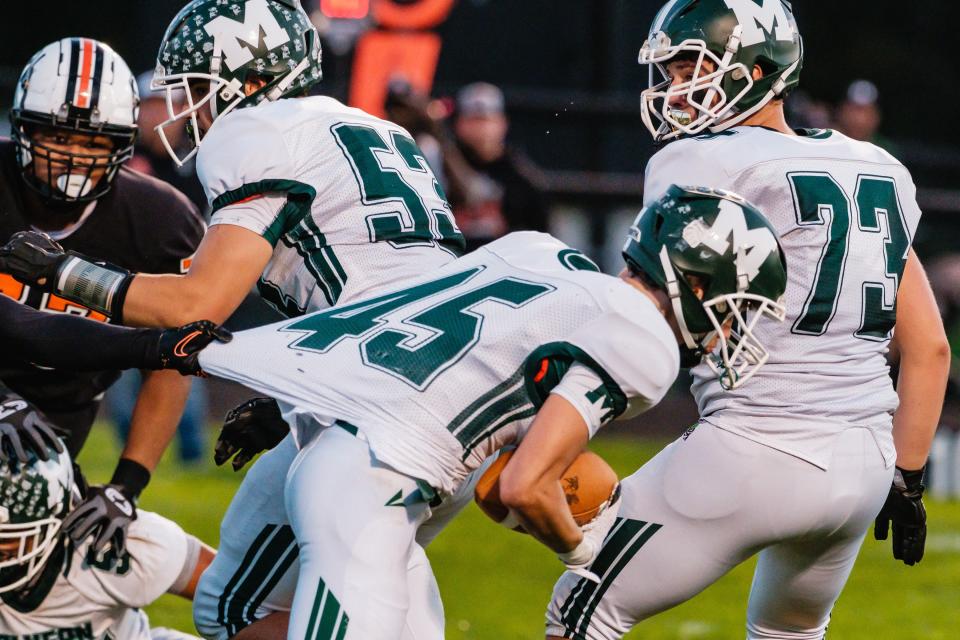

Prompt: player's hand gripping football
[
  {"left": 874, "top": 466, "right": 927, "bottom": 565},
  {"left": 558, "top": 485, "right": 621, "bottom": 584},
  {"left": 0, "top": 230, "right": 69, "bottom": 289},
  {"left": 155, "top": 320, "right": 233, "bottom": 376},
  {"left": 63, "top": 484, "right": 138, "bottom": 561},
  {"left": 214, "top": 397, "right": 289, "bottom": 471},
  {"left": 0, "top": 390, "right": 65, "bottom": 465}
]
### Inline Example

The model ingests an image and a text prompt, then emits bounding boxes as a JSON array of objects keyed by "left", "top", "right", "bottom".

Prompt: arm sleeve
[
  {"left": 96, "top": 511, "right": 191, "bottom": 609},
  {"left": 0, "top": 296, "right": 161, "bottom": 371},
  {"left": 197, "top": 112, "right": 315, "bottom": 247},
  {"left": 549, "top": 364, "right": 614, "bottom": 437}
]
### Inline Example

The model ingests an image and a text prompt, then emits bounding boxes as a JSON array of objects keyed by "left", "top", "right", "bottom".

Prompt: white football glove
[{"left": 556, "top": 485, "right": 621, "bottom": 584}]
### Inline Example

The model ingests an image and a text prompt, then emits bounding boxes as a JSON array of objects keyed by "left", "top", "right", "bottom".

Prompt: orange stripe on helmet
[{"left": 75, "top": 39, "right": 94, "bottom": 108}]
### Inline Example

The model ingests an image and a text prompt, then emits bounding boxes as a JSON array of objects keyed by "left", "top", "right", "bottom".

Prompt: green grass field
[{"left": 77, "top": 426, "right": 960, "bottom": 639}]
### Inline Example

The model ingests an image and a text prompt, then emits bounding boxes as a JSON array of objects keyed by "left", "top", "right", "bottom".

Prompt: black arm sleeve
[{"left": 0, "top": 296, "right": 162, "bottom": 372}]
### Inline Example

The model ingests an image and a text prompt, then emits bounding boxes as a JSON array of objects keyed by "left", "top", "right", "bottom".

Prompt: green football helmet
[
  {"left": 0, "top": 442, "right": 73, "bottom": 593},
  {"left": 152, "top": 0, "right": 323, "bottom": 165},
  {"left": 623, "top": 185, "right": 787, "bottom": 389},
  {"left": 639, "top": 0, "right": 803, "bottom": 141}
]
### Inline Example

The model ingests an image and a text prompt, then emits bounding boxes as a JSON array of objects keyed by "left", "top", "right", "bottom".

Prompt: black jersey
[{"left": 0, "top": 140, "right": 204, "bottom": 451}]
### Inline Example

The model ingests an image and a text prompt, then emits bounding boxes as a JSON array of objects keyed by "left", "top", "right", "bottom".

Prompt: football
[{"left": 474, "top": 447, "right": 619, "bottom": 532}]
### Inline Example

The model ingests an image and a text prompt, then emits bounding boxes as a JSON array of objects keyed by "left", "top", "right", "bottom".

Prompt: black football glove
[
  {"left": 874, "top": 466, "right": 927, "bottom": 566},
  {"left": 0, "top": 231, "right": 69, "bottom": 289},
  {"left": 155, "top": 320, "right": 233, "bottom": 375},
  {"left": 0, "top": 390, "right": 65, "bottom": 464},
  {"left": 214, "top": 397, "right": 289, "bottom": 471},
  {"left": 63, "top": 484, "right": 137, "bottom": 560}
]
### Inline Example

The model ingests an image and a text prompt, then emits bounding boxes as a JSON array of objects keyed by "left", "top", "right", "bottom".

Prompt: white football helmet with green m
[
  {"left": 639, "top": 0, "right": 803, "bottom": 141},
  {"left": 152, "top": 0, "right": 323, "bottom": 165}
]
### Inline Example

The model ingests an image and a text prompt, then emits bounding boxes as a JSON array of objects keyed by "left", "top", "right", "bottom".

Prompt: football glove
[
  {"left": 0, "top": 231, "right": 132, "bottom": 319},
  {"left": 155, "top": 320, "right": 233, "bottom": 376},
  {"left": 214, "top": 397, "right": 289, "bottom": 471},
  {"left": 0, "top": 390, "right": 65, "bottom": 464},
  {"left": 0, "top": 230, "right": 67, "bottom": 289},
  {"left": 874, "top": 466, "right": 926, "bottom": 566},
  {"left": 63, "top": 484, "right": 138, "bottom": 560},
  {"left": 557, "top": 485, "right": 621, "bottom": 584}
]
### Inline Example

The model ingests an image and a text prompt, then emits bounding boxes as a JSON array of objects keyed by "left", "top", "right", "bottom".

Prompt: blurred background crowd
[{"left": 0, "top": 0, "right": 956, "bottom": 493}]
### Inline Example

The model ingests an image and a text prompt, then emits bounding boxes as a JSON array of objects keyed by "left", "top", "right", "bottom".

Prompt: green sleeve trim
[
  {"left": 522, "top": 342, "right": 628, "bottom": 419},
  {"left": 211, "top": 179, "right": 318, "bottom": 247}
]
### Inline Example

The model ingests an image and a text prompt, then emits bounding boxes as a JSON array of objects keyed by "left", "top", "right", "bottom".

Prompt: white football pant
[
  {"left": 285, "top": 425, "right": 445, "bottom": 640},
  {"left": 194, "top": 432, "right": 471, "bottom": 640},
  {"left": 546, "top": 423, "right": 892, "bottom": 640}
]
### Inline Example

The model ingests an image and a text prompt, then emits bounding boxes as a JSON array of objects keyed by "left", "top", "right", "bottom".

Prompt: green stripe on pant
[
  {"left": 304, "top": 577, "right": 350, "bottom": 640},
  {"left": 559, "top": 518, "right": 662, "bottom": 639}
]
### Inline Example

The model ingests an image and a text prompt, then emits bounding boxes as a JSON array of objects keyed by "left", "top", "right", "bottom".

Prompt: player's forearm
[
  {"left": 893, "top": 344, "right": 951, "bottom": 470},
  {"left": 501, "top": 478, "right": 583, "bottom": 553},
  {"left": 120, "top": 370, "right": 193, "bottom": 473},
  {"left": 123, "top": 273, "right": 237, "bottom": 327}
]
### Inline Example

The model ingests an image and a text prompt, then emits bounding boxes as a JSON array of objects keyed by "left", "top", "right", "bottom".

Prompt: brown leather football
[{"left": 474, "top": 447, "right": 619, "bottom": 531}]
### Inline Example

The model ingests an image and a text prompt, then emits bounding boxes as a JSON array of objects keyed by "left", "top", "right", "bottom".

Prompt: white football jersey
[
  {"left": 0, "top": 511, "right": 191, "bottom": 639},
  {"left": 644, "top": 127, "right": 922, "bottom": 468},
  {"left": 200, "top": 232, "right": 680, "bottom": 494},
  {"left": 197, "top": 96, "right": 462, "bottom": 316}
]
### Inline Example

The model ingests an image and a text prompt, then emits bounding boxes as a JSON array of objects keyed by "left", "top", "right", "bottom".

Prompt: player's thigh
[
  {"left": 193, "top": 435, "right": 299, "bottom": 640},
  {"left": 286, "top": 427, "right": 431, "bottom": 640},
  {"left": 746, "top": 428, "right": 893, "bottom": 639},
  {"left": 547, "top": 426, "right": 767, "bottom": 639},
  {"left": 402, "top": 543, "right": 445, "bottom": 640}
]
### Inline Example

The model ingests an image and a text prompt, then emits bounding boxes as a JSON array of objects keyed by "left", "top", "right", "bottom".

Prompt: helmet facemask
[
  {"left": 11, "top": 116, "right": 135, "bottom": 203},
  {"left": 658, "top": 245, "right": 785, "bottom": 390},
  {"left": 0, "top": 517, "right": 64, "bottom": 594},
  {"left": 640, "top": 27, "right": 763, "bottom": 142},
  {"left": 0, "top": 448, "right": 73, "bottom": 594}
]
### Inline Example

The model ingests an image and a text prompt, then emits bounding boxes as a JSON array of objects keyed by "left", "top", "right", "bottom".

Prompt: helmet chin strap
[
  {"left": 267, "top": 55, "right": 311, "bottom": 102},
  {"left": 658, "top": 247, "right": 700, "bottom": 351}
]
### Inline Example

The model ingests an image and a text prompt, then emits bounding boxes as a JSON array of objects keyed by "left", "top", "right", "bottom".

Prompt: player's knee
[{"left": 192, "top": 567, "right": 229, "bottom": 640}]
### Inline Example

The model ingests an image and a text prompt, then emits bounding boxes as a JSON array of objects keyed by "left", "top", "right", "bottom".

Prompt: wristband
[
  {"left": 893, "top": 466, "right": 925, "bottom": 495},
  {"left": 55, "top": 253, "right": 133, "bottom": 319},
  {"left": 557, "top": 537, "right": 595, "bottom": 566},
  {"left": 110, "top": 458, "right": 151, "bottom": 499}
]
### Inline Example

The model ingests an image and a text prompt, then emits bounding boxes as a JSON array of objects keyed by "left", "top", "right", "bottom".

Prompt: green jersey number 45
[{"left": 283, "top": 267, "right": 554, "bottom": 390}]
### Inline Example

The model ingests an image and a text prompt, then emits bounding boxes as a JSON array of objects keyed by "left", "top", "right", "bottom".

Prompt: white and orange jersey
[
  {"left": 644, "top": 127, "right": 923, "bottom": 469},
  {"left": 196, "top": 96, "right": 463, "bottom": 317}
]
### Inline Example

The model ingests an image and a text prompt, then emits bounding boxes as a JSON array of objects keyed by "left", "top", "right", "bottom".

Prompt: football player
[
  {"left": 1, "top": 38, "right": 205, "bottom": 557},
  {"left": 194, "top": 187, "right": 788, "bottom": 639},
  {"left": 0, "top": 439, "right": 214, "bottom": 639},
  {"left": 545, "top": 2, "right": 952, "bottom": 639},
  {"left": 0, "top": 1, "right": 466, "bottom": 637}
]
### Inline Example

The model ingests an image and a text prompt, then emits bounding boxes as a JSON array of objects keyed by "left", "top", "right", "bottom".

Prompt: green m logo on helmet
[
  {"left": 680, "top": 199, "right": 780, "bottom": 284},
  {"left": 205, "top": 0, "right": 292, "bottom": 72},
  {"left": 723, "top": 0, "right": 796, "bottom": 47}
]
